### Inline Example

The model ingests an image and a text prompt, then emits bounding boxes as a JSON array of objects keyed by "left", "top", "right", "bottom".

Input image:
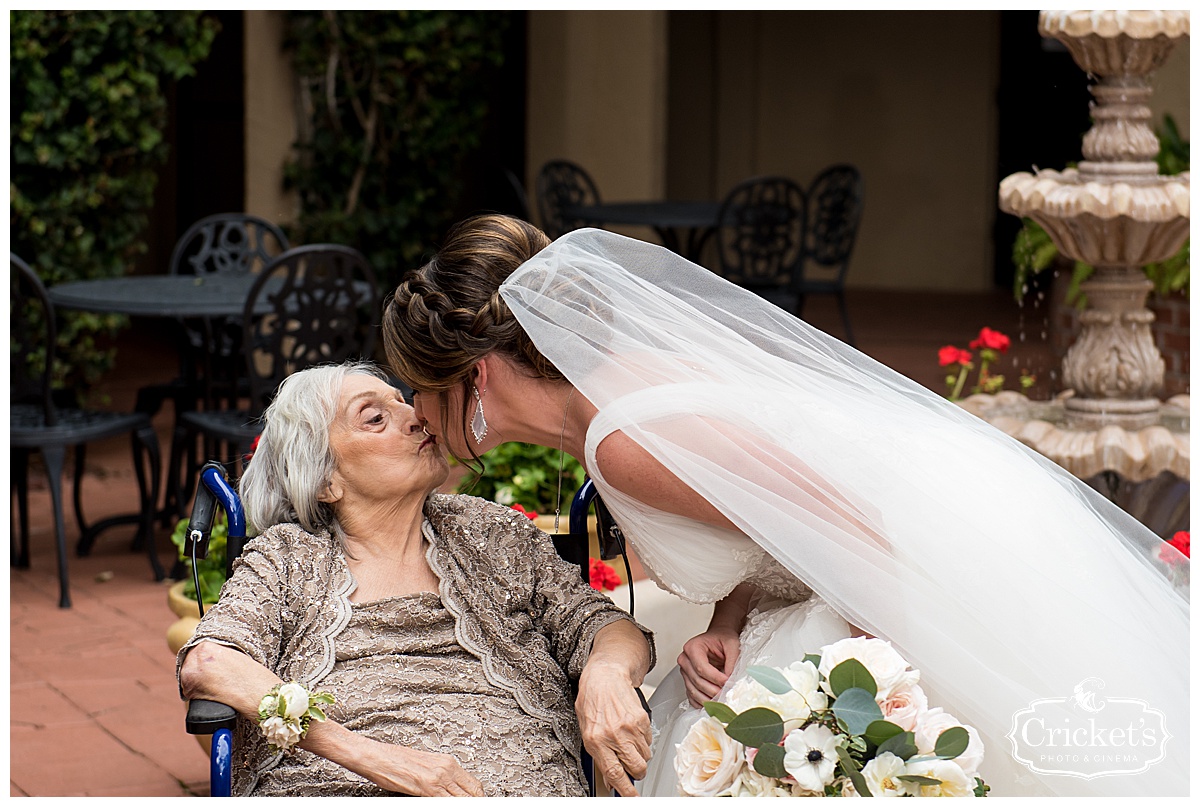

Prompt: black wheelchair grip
[
  {"left": 186, "top": 699, "right": 238, "bottom": 734},
  {"left": 185, "top": 484, "right": 218, "bottom": 559}
]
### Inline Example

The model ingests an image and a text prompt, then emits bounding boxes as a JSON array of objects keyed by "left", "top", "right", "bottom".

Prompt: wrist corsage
[{"left": 257, "top": 681, "right": 335, "bottom": 753}]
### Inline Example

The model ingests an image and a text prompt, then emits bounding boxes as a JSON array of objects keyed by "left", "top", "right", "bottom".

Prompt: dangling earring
[{"left": 471, "top": 386, "right": 488, "bottom": 444}]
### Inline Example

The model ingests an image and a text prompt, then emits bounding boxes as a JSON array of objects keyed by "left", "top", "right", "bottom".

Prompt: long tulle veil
[{"left": 500, "top": 229, "right": 1189, "bottom": 796}]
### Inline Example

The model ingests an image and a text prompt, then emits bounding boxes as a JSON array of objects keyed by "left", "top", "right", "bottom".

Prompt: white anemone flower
[{"left": 783, "top": 724, "right": 841, "bottom": 793}]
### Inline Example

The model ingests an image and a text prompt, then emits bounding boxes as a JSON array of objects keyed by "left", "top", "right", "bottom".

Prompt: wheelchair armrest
[{"left": 186, "top": 699, "right": 238, "bottom": 735}]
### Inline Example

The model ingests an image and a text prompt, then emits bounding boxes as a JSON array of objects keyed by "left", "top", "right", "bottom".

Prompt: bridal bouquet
[{"left": 676, "top": 637, "right": 988, "bottom": 797}]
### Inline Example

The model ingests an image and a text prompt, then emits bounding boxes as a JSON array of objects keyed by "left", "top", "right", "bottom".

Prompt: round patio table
[
  {"left": 568, "top": 201, "right": 723, "bottom": 263},
  {"left": 47, "top": 274, "right": 269, "bottom": 318}
]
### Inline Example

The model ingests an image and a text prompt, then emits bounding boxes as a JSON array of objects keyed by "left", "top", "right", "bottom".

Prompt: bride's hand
[{"left": 678, "top": 626, "right": 741, "bottom": 708}]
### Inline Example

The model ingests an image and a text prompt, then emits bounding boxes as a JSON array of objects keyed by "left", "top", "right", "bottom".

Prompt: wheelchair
[{"left": 181, "top": 461, "right": 641, "bottom": 797}]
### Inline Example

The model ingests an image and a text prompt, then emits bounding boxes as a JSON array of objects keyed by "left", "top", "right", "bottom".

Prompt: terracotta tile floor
[{"left": 8, "top": 288, "right": 1055, "bottom": 796}]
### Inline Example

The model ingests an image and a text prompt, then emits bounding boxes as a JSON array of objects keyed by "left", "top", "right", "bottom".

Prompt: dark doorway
[
  {"left": 992, "top": 10, "right": 1091, "bottom": 291},
  {"left": 138, "top": 10, "right": 245, "bottom": 275}
]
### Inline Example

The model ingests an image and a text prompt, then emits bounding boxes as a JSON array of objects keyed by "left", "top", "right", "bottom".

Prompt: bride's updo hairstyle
[{"left": 382, "top": 213, "right": 560, "bottom": 463}]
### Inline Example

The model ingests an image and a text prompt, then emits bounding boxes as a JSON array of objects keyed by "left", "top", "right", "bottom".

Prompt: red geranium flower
[
  {"left": 938, "top": 345, "right": 973, "bottom": 367},
  {"left": 969, "top": 327, "right": 1011, "bottom": 353},
  {"left": 510, "top": 503, "right": 539, "bottom": 520},
  {"left": 589, "top": 557, "right": 622, "bottom": 592},
  {"left": 243, "top": 434, "right": 261, "bottom": 464},
  {"left": 1159, "top": 530, "right": 1190, "bottom": 565}
]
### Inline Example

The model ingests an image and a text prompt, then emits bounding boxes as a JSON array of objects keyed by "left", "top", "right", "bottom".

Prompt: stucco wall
[{"left": 244, "top": 10, "right": 298, "bottom": 225}]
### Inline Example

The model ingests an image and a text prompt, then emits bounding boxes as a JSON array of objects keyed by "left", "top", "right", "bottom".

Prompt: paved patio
[{"left": 8, "top": 288, "right": 1056, "bottom": 796}]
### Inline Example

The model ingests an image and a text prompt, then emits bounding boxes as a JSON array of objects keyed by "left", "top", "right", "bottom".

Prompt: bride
[{"left": 380, "top": 215, "right": 1189, "bottom": 797}]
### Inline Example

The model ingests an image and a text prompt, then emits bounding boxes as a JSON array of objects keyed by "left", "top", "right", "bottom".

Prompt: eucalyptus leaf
[
  {"left": 876, "top": 730, "right": 918, "bottom": 761},
  {"left": 836, "top": 746, "right": 872, "bottom": 797},
  {"left": 934, "top": 726, "right": 970, "bottom": 759},
  {"left": 864, "top": 720, "right": 905, "bottom": 747},
  {"left": 803, "top": 653, "right": 822, "bottom": 668},
  {"left": 830, "top": 687, "right": 883, "bottom": 736},
  {"left": 897, "top": 774, "right": 943, "bottom": 786},
  {"left": 829, "top": 658, "right": 877, "bottom": 697},
  {"left": 703, "top": 701, "right": 737, "bottom": 724},
  {"left": 752, "top": 743, "right": 787, "bottom": 778},
  {"left": 725, "top": 707, "right": 784, "bottom": 748},
  {"left": 747, "top": 665, "right": 794, "bottom": 695}
]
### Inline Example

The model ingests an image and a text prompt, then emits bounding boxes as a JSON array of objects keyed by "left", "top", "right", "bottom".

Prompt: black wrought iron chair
[
  {"left": 796, "top": 164, "right": 864, "bottom": 346},
  {"left": 10, "top": 254, "right": 164, "bottom": 608},
  {"left": 535, "top": 159, "right": 602, "bottom": 239},
  {"left": 146, "top": 213, "right": 292, "bottom": 517},
  {"left": 714, "top": 175, "right": 808, "bottom": 308},
  {"left": 170, "top": 244, "right": 380, "bottom": 511},
  {"left": 503, "top": 166, "right": 533, "bottom": 222}
]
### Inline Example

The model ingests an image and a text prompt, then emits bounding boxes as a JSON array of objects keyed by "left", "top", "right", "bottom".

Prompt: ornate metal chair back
[
  {"left": 535, "top": 159, "right": 601, "bottom": 239},
  {"left": 715, "top": 176, "right": 807, "bottom": 290},
  {"left": 240, "top": 245, "right": 380, "bottom": 418},
  {"left": 170, "top": 213, "right": 290, "bottom": 277},
  {"left": 805, "top": 165, "right": 864, "bottom": 285}
]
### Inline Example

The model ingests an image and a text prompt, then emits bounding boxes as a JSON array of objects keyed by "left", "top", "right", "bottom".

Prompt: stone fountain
[{"left": 970, "top": 10, "right": 1189, "bottom": 531}]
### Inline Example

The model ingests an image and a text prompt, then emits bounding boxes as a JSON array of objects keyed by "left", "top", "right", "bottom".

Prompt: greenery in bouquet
[
  {"left": 677, "top": 637, "right": 988, "bottom": 797},
  {"left": 170, "top": 512, "right": 228, "bottom": 605},
  {"left": 455, "top": 441, "right": 586, "bottom": 514}
]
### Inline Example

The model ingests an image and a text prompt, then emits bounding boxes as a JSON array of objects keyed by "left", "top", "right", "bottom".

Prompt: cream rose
[
  {"left": 878, "top": 682, "right": 928, "bottom": 732},
  {"left": 818, "top": 637, "right": 919, "bottom": 699},
  {"left": 258, "top": 693, "right": 279, "bottom": 716},
  {"left": 726, "top": 768, "right": 797, "bottom": 797},
  {"left": 861, "top": 751, "right": 908, "bottom": 797},
  {"left": 675, "top": 716, "right": 745, "bottom": 796},
  {"left": 901, "top": 758, "right": 976, "bottom": 797},
  {"left": 260, "top": 715, "right": 303, "bottom": 751},
  {"left": 277, "top": 682, "right": 311, "bottom": 720},
  {"left": 914, "top": 708, "right": 984, "bottom": 778},
  {"left": 725, "top": 662, "right": 828, "bottom": 731}
]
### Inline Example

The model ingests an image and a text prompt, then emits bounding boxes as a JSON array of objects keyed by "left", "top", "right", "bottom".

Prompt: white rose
[
  {"left": 782, "top": 724, "right": 840, "bottom": 793},
  {"left": 724, "top": 663, "right": 828, "bottom": 732},
  {"left": 726, "top": 768, "right": 796, "bottom": 797},
  {"left": 818, "top": 637, "right": 919, "bottom": 699},
  {"left": 861, "top": 751, "right": 908, "bottom": 797},
  {"left": 878, "top": 682, "right": 928, "bottom": 732},
  {"left": 836, "top": 776, "right": 862, "bottom": 797},
  {"left": 901, "top": 758, "right": 976, "bottom": 797},
  {"left": 277, "top": 682, "right": 311, "bottom": 720},
  {"left": 260, "top": 715, "right": 303, "bottom": 751},
  {"left": 258, "top": 693, "right": 279, "bottom": 716},
  {"left": 675, "top": 716, "right": 745, "bottom": 796},
  {"left": 914, "top": 708, "right": 985, "bottom": 778}
]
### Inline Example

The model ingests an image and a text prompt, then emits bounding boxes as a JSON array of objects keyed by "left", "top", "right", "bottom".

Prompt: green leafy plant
[
  {"left": 9, "top": 11, "right": 219, "bottom": 397},
  {"left": 1011, "top": 114, "right": 1190, "bottom": 308},
  {"left": 283, "top": 10, "right": 509, "bottom": 293},
  {"left": 170, "top": 513, "right": 228, "bottom": 605},
  {"left": 456, "top": 442, "right": 586, "bottom": 515}
]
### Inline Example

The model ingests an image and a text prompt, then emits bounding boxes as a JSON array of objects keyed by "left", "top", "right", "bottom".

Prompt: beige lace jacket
[{"left": 176, "top": 493, "right": 655, "bottom": 795}]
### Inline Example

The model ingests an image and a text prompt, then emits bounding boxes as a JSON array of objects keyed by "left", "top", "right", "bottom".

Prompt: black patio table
[
  {"left": 47, "top": 273, "right": 269, "bottom": 319},
  {"left": 567, "top": 200, "right": 723, "bottom": 263}
]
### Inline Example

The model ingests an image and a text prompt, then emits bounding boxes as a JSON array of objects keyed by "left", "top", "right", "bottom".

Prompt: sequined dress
[{"left": 177, "top": 494, "right": 654, "bottom": 797}]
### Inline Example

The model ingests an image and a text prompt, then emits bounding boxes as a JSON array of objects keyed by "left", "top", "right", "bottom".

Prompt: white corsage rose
[
  {"left": 260, "top": 715, "right": 303, "bottom": 751},
  {"left": 783, "top": 723, "right": 840, "bottom": 793},
  {"left": 676, "top": 716, "right": 745, "bottom": 796},
  {"left": 726, "top": 661, "right": 828, "bottom": 731},
  {"left": 818, "top": 637, "right": 919, "bottom": 699},
  {"left": 277, "top": 682, "right": 312, "bottom": 720},
  {"left": 878, "top": 682, "right": 929, "bottom": 732},
  {"left": 914, "top": 708, "right": 985, "bottom": 778},
  {"left": 901, "top": 758, "right": 976, "bottom": 797},
  {"left": 861, "top": 751, "right": 908, "bottom": 797}
]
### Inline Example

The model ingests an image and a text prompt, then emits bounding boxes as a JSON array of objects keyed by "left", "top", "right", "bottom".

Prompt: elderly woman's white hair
[{"left": 240, "top": 361, "right": 388, "bottom": 535}]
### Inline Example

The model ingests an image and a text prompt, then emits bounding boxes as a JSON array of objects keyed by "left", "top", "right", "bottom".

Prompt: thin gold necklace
[{"left": 553, "top": 386, "right": 577, "bottom": 533}]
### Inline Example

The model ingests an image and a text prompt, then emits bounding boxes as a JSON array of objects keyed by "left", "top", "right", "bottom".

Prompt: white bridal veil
[{"left": 500, "top": 229, "right": 1189, "bottom": 796}]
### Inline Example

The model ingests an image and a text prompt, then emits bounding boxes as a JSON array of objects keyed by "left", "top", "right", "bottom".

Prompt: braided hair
[{"left": 382, "top": 214, "right": 560, "bottom": 462}]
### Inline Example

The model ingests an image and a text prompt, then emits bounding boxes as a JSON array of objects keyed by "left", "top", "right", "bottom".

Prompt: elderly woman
[{"left": 176, "top": 361, "right": 655, "bottom": 797}]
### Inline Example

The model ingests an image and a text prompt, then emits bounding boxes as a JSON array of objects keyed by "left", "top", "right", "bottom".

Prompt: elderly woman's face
[{"left": 325, "top": 374, "right": 449, "bottom": 505}]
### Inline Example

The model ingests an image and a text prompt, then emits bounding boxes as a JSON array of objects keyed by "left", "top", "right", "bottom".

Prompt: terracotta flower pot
[{"left": 167, "top": 580, "right": 203, "bottom": 620}]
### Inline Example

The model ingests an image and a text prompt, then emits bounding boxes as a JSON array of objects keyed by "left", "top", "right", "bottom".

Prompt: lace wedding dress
[{"left": 500, "top": 229, "right": 1189, "bottom": 796}]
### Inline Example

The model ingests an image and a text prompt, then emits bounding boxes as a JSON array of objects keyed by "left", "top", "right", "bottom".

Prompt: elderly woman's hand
[
  {"left": 575, "top": 621, "right": 654, "bottom": 796},
  {"left": 353, "top": 741, "right": 486, "bottom": 797}
]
